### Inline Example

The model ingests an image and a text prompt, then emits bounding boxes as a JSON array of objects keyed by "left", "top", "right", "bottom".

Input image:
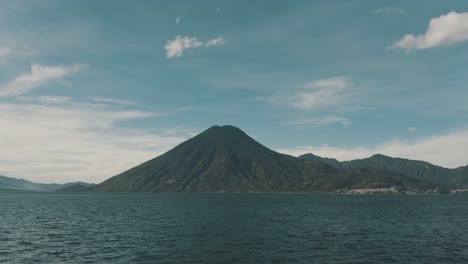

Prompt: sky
[{"left": 1, "top": 0, "right": 468, "bottom": 184}]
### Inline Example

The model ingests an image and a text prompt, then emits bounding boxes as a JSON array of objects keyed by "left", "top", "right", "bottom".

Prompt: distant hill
[
  {"left": 92, "top": 125, "right": 436, "bottom": 193},
  {"left": 298, "top": 153, "right": 342, "bottom": 169},
  {"left": 56, "top": 183, "right": 93, "bottom": 192},
  {"left": 0, "top": 175, "right": 95, "bottom": 192},
  {"left": 455, "top": 166, "right": 468, "bottom": 188},
  {"left": 299, "top": 153, "right": 468, "bottom": 189}
]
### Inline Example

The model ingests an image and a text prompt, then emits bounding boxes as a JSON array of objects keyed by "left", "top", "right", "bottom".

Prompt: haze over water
[{"left": 1, "top": 193, "right": 467, "bottom": 263}]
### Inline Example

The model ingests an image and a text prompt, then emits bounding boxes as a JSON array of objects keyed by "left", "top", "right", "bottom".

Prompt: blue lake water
[{"left": 1, "top": 192, "right": 467, "bottom": 263}]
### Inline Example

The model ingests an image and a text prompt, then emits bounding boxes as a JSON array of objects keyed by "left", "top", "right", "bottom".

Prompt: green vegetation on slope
[
  {"left": 299, "top": 153, "right": 468, "bottom": 189},
  {"left": 93, "top": 126, "right": 436, "bottom": 193}
]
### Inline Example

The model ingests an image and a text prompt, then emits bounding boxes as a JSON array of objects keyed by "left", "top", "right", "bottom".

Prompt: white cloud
[
  {"left": 176, "top": 16, "right": 182, "bottom": 24},
  {"left": 91, "top": 96, "right": 136, "bottom": 105},
  {"left": 0, "top": 64, "right": 82, "bottom": 97},
  {"left": 0, "top": 46, "right": 12, "bottom": 61},
  {"left": 390, "top": 11, "right": 468, "bottom": 51},
  {"left": 289, "top": 77, "right": 354, "bottom": 112},
  {"left": 172, "top": 106, "right": 201, "bottom": 112},
  {"left": 408, "top": 127, "right": 417, "bottom": 132},
  {"left": 165, "top": 35, "right": 203, "bottom": 58},
  {"left": 304, "top": 77, "right": 351, "bottom": 89},
  {"left": 161, "top": 126, "right": 200, "bottom": 137},
  {"left": 164, "top": 35, "right": 225, "bottom": 58},
  {"left": 269, "top": 77, "right": 366, "bottom": 121},
  {"left": 16, "top": 96, "right": 72, "bottom": 104},
  {"left": 289, "top": 116, "right": 351, "bottom": 127},
  {"left": 205, "top": 37, "right": 225, "bottom": 48},
  {"left": 277, "top": 128, "right": 468, "bottom": 168},
  {"left": 0, "top": 102, "right": 191, "bottom": 184},
  {"left": 375, "top": 7, "right": 404, "bottom": 15}
]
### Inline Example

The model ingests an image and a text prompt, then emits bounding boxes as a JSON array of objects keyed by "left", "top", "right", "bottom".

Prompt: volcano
[{"left": 92, "top": 125, "right": 435, "bottom": 193}]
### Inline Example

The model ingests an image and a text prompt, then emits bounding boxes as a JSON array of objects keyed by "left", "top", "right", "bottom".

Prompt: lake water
[{"left": 1, "top": 193, "right": 467, "bottom": 263}]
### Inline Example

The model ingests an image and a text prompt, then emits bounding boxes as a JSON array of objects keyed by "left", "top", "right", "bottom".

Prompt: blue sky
[{"left": 1, "top": 0, "right": 468, "bottom": 183}]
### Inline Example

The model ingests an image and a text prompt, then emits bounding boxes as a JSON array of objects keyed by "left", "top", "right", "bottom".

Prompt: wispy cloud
[
  {"left": 175, "top": 16, "right": 182, "bottom": 24},
  {"left": 0, "top": 64, "right": 83, "bottom": 97},
  {"left": 408, "top": 127, "right": 417, "bottom": 132},
  {"left": 293, "top": 77, "right": 351, "bottom": 111},
  {"left": 288, "top": 116, "right": 352, "bottom": 128},
  {"left": 91, "top": 96, "right": 136, "bottom": 105},
  {"left": 165, "top": 36, "right": 203, "bottom": 58},
  {"left": 172, "top": 106, "right": 200, "bottom": 112},
  {"left": 165, "top": 35, "right": 225, "bottom": 58},
  {"left": 273, "top": 77, "right": 356, "bottom": 112},
  {"left": 0, "top": 101, "right": 189, "bottom": 183},
  {"left": 16, "top": 96, "right": 72, "bottom": 104},
  {"left": 205, "top": 37, "right": 225, "bottom": 48},
  {"left": 375, "top": 7, "right": 404, "bottom": 15},
  {"left": 389, "top": 11, "right": 468, "bottom": 52},
  {"left": 0, "top": 46, "right": 12, "bottom": 61},
  {"left": 161, "top": 126, "right": 200, "bottom": 137},
  {"left": 277, "top": 128, "right": 468, "bottom": 168}
]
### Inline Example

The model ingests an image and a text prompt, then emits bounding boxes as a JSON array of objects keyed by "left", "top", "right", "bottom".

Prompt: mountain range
[
  {"left": 92, "top": 125, "right": 461, "bottom": 193},
  {"left": 0, "top": 175, "right": 94, "bottom": 192},
  {"left": 298, "top": 153, "right": 468, "bottom": 189},
  {"left": 2, "top": 125, "right": 466, "bottom": 193}
]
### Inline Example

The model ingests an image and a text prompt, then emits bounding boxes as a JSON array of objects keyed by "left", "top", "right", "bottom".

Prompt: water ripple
[{"left": 0, "top": 193, "right": 467, "bottom": 263}]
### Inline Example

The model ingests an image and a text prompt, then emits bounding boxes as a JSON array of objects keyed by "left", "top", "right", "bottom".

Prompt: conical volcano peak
[
  {"left": 203, "top": 125, "right": 251, "bottom": 140},
  {"left": 166, "top": 125, "right": 264, "bottom": 157},
  {"left": 207, "top": 125, "right": 244, "bottom": 133}
]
